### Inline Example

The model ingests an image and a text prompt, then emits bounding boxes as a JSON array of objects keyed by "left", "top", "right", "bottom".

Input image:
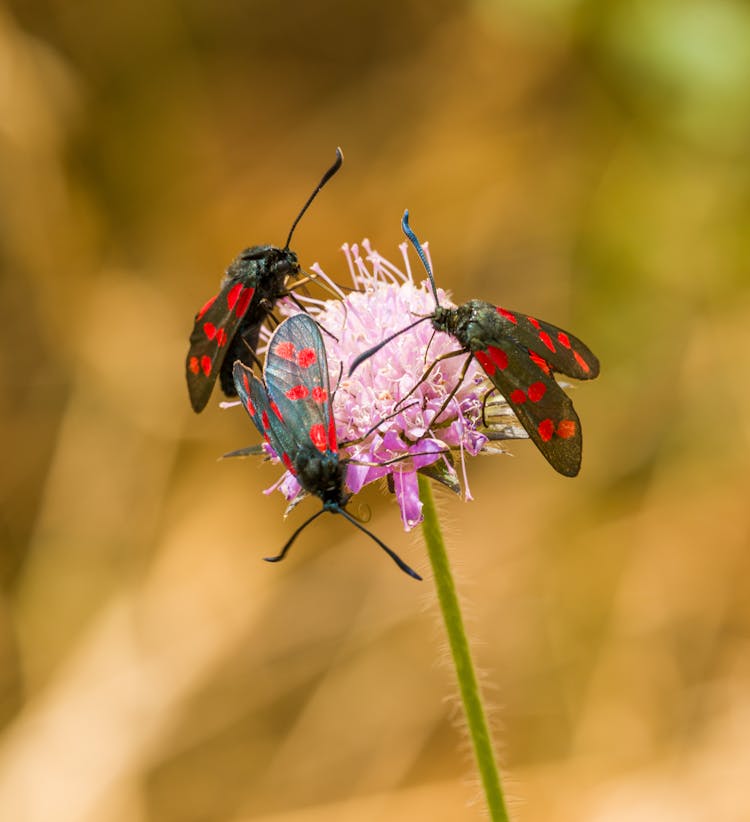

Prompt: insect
[
  {"left": 349, "top": 211, "right": 600, "bottom": 477},
  {"left": 186, "top": 148, "right": 343, "bottom": 413},
  {"left": 233, "top": 312, "right": 422, "bottom": 580}
]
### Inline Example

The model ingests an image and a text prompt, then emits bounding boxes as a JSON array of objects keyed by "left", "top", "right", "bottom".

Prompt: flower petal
[{"left": 392, "top": 469, "right": 423, "bottom": 530}]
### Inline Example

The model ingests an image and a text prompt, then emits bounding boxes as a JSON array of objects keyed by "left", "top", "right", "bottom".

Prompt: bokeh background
[{"left": 2, "top": 1, "right": 750, "bottom": 820}]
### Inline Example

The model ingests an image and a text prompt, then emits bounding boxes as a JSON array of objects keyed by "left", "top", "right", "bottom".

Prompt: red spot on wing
[
  {"left": 487, "top": 346, "right": 508, "bottom": 370},
  {"left": 328, "top": 415, "right": 338, "bottom": 453},
  {"left": 527, "top": 316, "right": 541, "bottom": 330},
  {"left": 261, "top": 411, "right": 270, "bottom": 430},
  {"left": 226, "top": 283, "right": 243, "bottom": 310},
  {"left": 297, "top": 348, "right": 317, "bottom": 368},
  {"left": 281, "top": 452, "right": 296, "bottom": 474},
  {"left": 557, "top": 331, "right": 571, "bottom": 349},
  {"left": 215, "top": 328, "right": 228, "bottom": 346},
  {"left": 312, "top": 386, "right": 328, "bottom": 403},
  {"left": 242, "top": 372, "right": 251, "bottom": 393},
  {"left": 310, "top": 424, "right": 327, "bottom": 452},
  {"left": 274, "top": 341, "right": 296, "bottom": 360},
  {"left": 528, "top": 381, "right": 546, "bottom": 402},
  {"left": 497, "top": 307, "right": 518, "bottom": 324},
  {"left": 475, "top": 351, "right": 495, "bottom": 375},
  {"left": 510, "top": 389, "right": 527, "bottom": 404},
  {"left": 557, "top": 419, "right": 577, "bottom": 439},
  {"left": 188, "top": 356, "right": 200, "bottom": 375},
  {"left": 270, "top": 401, "right": 284, "bottom": 422},
  {"left": 203, "top": 322, "right": 217, "bottom": 340},
  {"left": 196, "top": 295, "right": 217, "bottom": 319},
  {"left": 200, "top": 356, "right": 212, "bottom": 376},
  {"left": 538, "top": 331, "right": 556, "bottom": 353},
  {"left": 574, "top": 350, "right": 591, "bottom": 374},
  {"left": 235, "top": 286, "right": 254, "bottom": 317},
  {"left": 286, "top": 384, "right": 310, "bottom": 400},
  {"left": 538, "top": 419, "right": 555, "bottom": 442},
  {"left": 247, "top": 398, "right": 255, "bottom": 416},
  {"left": 529, "top": 351, "right": 551, "bottom": 375}
]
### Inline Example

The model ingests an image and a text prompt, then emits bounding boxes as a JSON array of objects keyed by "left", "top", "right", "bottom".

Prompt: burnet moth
[
  {"left": 232, "top": 313, "right": 421, "bottom": 580},
  {"left": 349, "top": 211, "right": 600, "bottom": 477},
  {"left": 186, "top": 149, "right": 343, "bottom": 413}
]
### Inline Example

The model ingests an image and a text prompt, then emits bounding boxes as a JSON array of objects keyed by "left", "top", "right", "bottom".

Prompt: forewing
[
  {"left": 186, "top": 280, "right": 257, "bottom": 412},
  {"left": 263, "top": 314, "right": 337, "bottom": 456},
  {"left": 493, "top": 305, "right": 599, "bottom": 381},
  {"left": 232, "top": 361, "right": 299, "bottom": 475},
  {"left": 474, "top": 340, "right": 583, "bottom": 477}
]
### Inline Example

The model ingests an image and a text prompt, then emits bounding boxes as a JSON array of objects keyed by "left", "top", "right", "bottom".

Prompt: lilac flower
[{"left": 245, "top": 236, "right": 525, "bottom": 530}]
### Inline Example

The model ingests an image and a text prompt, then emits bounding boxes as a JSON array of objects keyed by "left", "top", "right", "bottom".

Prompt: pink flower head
[{"left": 256, "top": 236, "right": 525, "bottom": 530}]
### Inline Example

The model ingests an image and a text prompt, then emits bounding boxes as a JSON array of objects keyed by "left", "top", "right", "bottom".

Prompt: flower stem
[{"left": 418, "top": 475, "right": 510, "bottom": 822}]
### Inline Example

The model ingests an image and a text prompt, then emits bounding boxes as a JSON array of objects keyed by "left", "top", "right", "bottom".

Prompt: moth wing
[
  {"left": 186, "top": 280, "right": 257, "bottom": 412},
  {"left": 263, "top": 314, "right": 338, "bottom": 456},
  {"left": 232, "top": 361, "right": 298, "bottom": 473},
  {"left": 474, "top": 340, "right": 583, "bottom": 477},
  {"left": 493, "top": 305, "right": 600, "bottom": 381}
]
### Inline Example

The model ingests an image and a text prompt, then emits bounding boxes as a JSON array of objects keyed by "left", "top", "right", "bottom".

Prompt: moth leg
[
  {"left": 428, "top": 353, "right": 474, "bottom": 425},
  {"left": 394, "top": 348, "right": 467, "bottom": 411},
  {"left": 239, "top": 338, "right": 264, "bottom": 371}
]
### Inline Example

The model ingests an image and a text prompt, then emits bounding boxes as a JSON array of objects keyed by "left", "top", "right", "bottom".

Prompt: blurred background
[{"left": 2, "top": 0, "right": 749, "bottom": 819}]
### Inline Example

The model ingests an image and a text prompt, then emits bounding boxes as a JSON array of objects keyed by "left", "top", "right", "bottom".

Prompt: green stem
[{"left": 418, "top": 475, "right": 510, "bottom": 822}]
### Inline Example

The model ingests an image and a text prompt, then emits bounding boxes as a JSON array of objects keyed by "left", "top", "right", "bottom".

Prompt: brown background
[{"left": 2, "top": 1, "right": 749, "bottom": 820}]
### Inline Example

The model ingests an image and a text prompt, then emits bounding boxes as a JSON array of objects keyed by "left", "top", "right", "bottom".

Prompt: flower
[{"left": 254, "top": 237, "right": 525, "bottom": 530}]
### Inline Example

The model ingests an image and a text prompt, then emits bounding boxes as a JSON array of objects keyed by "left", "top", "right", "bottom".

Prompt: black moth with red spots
[
  {"left": 186, "top": 149, "right": 343, "bottom": 413},
  {"left": 232, "top": 313, "right": 421, "bottom": 580},
  {"left": 349, "top": 211, "right": 600, "bottom": 477}
]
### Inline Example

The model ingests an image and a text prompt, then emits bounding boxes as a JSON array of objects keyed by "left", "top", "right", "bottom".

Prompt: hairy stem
[{"left": 418, "top": 475, "right": 510, "bottom": 821}]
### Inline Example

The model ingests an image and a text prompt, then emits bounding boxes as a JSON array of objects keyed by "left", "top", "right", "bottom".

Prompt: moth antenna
[
  {"left": 402, "top": 210, "right": 440, "bottom": 306},
  {"left": 264, "top": 508, "right": 326, "bottom": 564},
  {"left": 337, "top": 507, "right": 422, "bottom": 580},
  {"left": 347, "top": 316, "right": 431, "bottom": 376},
  {"left": 284, "top": 148, "right": 344, "bottom": 250}
]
